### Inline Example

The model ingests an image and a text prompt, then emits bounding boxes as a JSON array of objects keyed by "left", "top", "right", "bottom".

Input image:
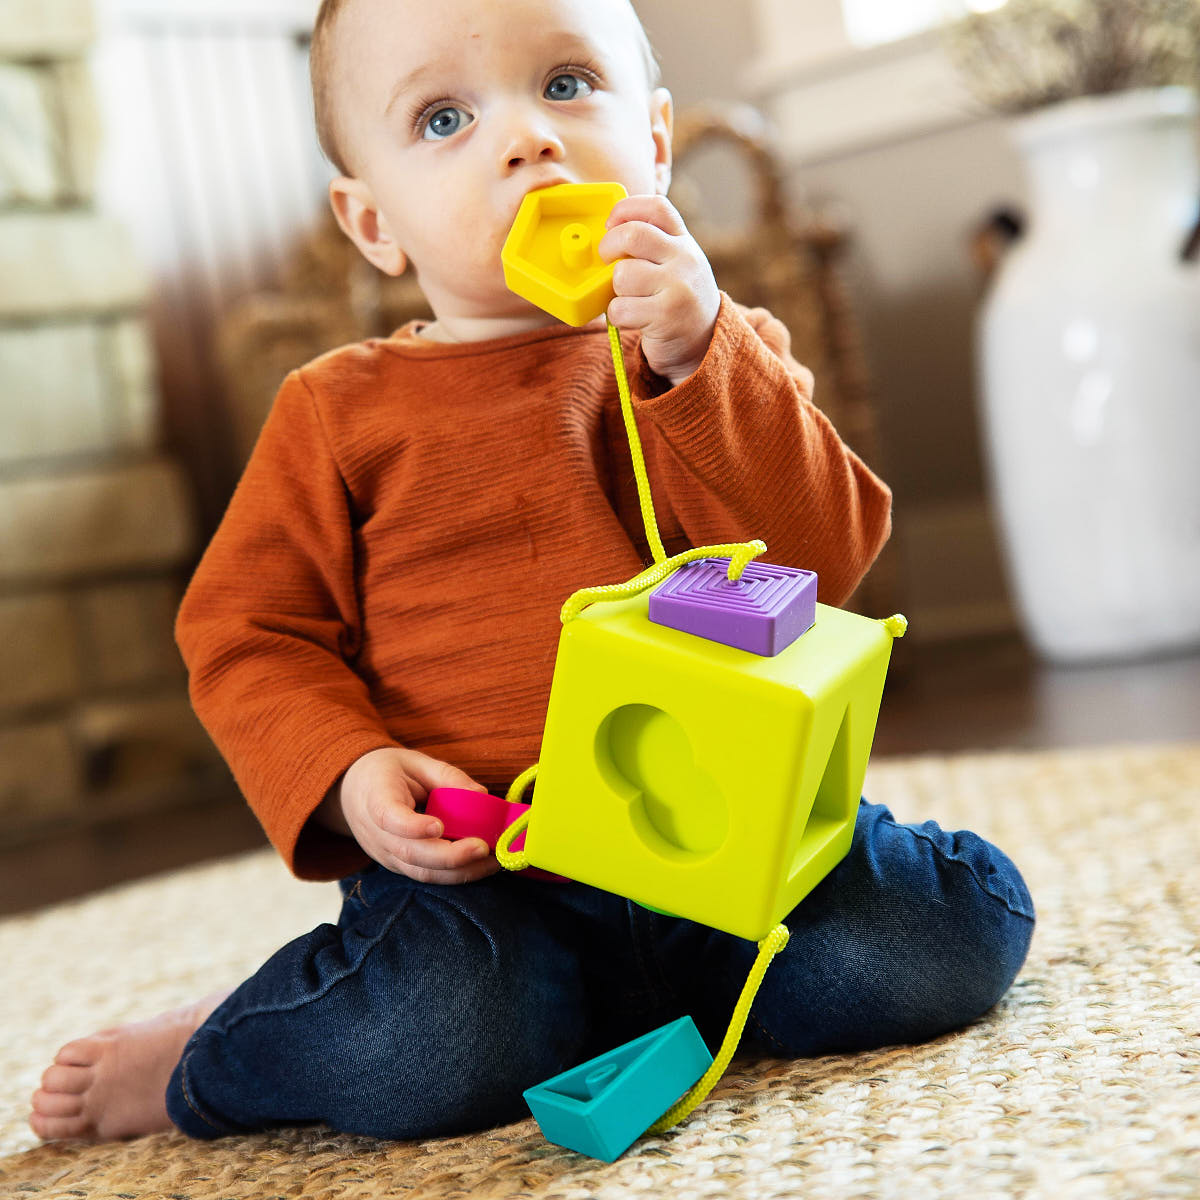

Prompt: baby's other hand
[
  {"left": 599, "top": 195, "right": 720, "bottom": 388},
  {"left": 336, "top": 747, "right": 500, "bottom": 884}
]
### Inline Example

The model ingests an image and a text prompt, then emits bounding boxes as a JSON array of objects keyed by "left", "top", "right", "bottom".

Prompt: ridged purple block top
[{"left": 647, "top": 558, "right": 818, "bottom": 657}]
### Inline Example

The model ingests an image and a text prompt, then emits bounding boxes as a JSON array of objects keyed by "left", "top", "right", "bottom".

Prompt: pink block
[{"left": 425, "top": 787, "right": 567, "bottom": 883}]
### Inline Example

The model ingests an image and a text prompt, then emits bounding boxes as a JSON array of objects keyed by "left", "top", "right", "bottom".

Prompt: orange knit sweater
[{"left": 175, "top": 296, "right": 892, "bottom": 880}]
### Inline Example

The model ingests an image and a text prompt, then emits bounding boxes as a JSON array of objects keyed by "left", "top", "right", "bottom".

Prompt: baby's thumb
[
  {"left": 409, "top": 752, "right": 489, "bottom": 797},
  {"left": 364, "top": 748, "right": 421, "bottom": 809}
]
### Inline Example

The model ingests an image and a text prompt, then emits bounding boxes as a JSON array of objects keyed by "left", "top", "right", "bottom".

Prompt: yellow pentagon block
[
  {"left": 502, "top": 182, "right": 628, "bottom": 325},
  {"left": 523, "top": 596, "right": 898, "bottom": 941}
]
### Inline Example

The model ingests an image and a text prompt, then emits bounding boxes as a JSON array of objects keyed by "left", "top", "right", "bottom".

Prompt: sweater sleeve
[
  {"left": 175, "top": 369, "right": 393, "bottom": 879},
  {"left": 626, "top": 295, "right": 892, "bottom": 605}
]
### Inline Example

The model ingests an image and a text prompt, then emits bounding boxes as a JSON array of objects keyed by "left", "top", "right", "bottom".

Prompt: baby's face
[{"left": 330, "top": 0, "right": 671, "bottom": 325}]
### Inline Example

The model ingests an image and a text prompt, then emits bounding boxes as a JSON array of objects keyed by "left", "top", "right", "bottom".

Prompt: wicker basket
[{"left": 671, "top": 107, "right": 898, "bottom": 617}]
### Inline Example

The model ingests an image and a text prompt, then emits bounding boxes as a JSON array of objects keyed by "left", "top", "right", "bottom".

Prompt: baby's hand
[
  {"left": 336, "top": 747, "right": 500, "bottom": 884},
  {"left": 599, "top": 195, "right": 720, "bottom": 388}
]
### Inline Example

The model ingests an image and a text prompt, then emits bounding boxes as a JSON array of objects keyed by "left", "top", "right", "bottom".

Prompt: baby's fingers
[
  {"left": 386, "top": 835, "right": 499, "bottom": 884},
  {"left": 402, "top": 835, "right": 491, "bottom": 871},
  {"left": 612, "top": 257, "right": 661, "bottom": 298},
  {"left": 605, "top": 194, "right": 686, "bottom": 236},
  {"left": 598, "top": 219, "right": 673, "bottom": 266},
  {"left": 373, "top": 798, "right": 442, "bottom": 841}
]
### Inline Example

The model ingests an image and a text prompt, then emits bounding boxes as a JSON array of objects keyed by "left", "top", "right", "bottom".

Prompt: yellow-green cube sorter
[{"left": 523, "top": 595, "right": 900, "bottom": 941}]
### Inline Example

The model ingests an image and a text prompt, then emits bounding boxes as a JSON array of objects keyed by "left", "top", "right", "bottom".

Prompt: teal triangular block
[{"left": 524, "top": 1016, "right": 713, "bottom": 1161}]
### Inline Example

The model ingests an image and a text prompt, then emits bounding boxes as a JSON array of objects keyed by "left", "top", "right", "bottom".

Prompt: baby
[{"left": 30, "top": 0, "right": 1035, "bottom": 1143}]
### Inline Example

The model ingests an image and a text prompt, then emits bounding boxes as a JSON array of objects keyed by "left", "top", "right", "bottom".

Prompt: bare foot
[{"left": 29, "top": 989, "right": 231, "bottom": 1141}]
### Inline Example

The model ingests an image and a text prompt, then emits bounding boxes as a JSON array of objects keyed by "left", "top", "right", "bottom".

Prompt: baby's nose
[{"left": 501, "top": 121, "right": 565, "bottom": 172}]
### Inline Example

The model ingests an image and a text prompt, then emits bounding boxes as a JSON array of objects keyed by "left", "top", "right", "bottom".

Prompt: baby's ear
[
  {"left": 650, "top": 87, "right": 673, "bottom": 196},
  {"left": 328, "top": 176, "right": 408, "bottom": 276}
]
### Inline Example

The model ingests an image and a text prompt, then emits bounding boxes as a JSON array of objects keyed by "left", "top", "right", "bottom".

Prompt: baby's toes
[
  {"left": 54, "top": 1036, "right": 106, "bottom": 1067},
  {"left": 29, "top": 1108, "right": 91, "bottom": 1141},
  {"left": 41, "top": 1063, "right": 92, "bottom": 1094},
  {"left": 31, "top": 1087, "right": 85, "bottom": 1117},
  {"left": 31, "top": 1063, "right": 94, "bottom": 1141}
]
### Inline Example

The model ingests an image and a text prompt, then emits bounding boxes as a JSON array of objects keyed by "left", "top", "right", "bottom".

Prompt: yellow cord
[
  {"left": 560, "top": 539, "right": 767, "bottom": 624},
  {"left": 494, "top": 765, "right": 538, "bottom": 869},
  {"left": 608, "top": 319, "right": 666, "bottom": 565},
  {"left": 504, "top": 763, "right": 539, "bottom": 806},
  {"left": 495, "top": 809, "right": 531, "bottom": 871},
  {"left": 496, "top": 320, "right": 785, "bottom": 1139},
  {"left": 555, "top": 320, "right": 767, "bottom": 625},
  {"left": 648, "top": 923, "right": 791, "bottom": 1132}
]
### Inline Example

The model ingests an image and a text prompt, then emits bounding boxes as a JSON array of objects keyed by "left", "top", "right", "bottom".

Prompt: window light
[{"left": 842, "top": 0, "right": 1009, "bottom": 48}]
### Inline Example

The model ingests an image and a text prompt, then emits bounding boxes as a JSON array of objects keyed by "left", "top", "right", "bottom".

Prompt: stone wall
[{"left": 0, "top": 0, "right": 229, "bottom": 840}]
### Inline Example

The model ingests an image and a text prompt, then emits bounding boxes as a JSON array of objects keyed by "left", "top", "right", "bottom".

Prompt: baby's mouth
[
  {"left": 515, "top": 178, "right": 569, "bottom": 208},
  {"left": 524, "top": 175, "right": 572, "bottom": 195},
  {"left": 502, "top": 181, "right": 571, "bottom": 242}
]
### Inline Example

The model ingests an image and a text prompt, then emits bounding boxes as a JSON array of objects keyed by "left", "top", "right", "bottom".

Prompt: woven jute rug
[{"left": 1, "top": 742, "right": 1197, "bottom": 1199}]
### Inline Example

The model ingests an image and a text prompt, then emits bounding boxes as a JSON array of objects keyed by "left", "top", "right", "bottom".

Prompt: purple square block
[{"left": 648, "top": 558, "right": 818, "bottom": 657}]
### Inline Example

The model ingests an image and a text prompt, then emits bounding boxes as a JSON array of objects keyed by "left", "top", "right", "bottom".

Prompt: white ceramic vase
[{"left": 978, "top": 87, "right": 1200, "bottom": 663}]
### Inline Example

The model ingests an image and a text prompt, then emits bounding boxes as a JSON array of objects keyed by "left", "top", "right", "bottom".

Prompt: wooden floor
[{"left": 3, "top": 634, "right": 1197, "bottom": 918}]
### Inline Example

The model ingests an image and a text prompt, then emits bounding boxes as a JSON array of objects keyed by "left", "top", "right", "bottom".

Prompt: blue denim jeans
[{"left": 165, "top": 800, "right": 1034, "bottom": 1140}]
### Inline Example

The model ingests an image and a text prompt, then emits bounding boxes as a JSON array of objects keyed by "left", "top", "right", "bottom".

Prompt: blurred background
[{"left": 2, "top": 0, "right": 1198, "bottom": 912}]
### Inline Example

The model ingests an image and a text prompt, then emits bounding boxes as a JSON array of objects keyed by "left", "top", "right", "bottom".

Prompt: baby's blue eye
[
  {"left": 545, "top": 73, "right": 593, "bottom": 101},
  {"left": 422, "top": 106, "right": 472, "bottom": 140}
]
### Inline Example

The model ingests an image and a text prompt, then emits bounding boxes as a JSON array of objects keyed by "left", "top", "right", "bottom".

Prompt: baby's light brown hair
[
  {"left": 309, "top": 0, "right": 660, "bottom": 178},
  {"left": 310, "top": 0, "right": 356, "bottom": 176}
]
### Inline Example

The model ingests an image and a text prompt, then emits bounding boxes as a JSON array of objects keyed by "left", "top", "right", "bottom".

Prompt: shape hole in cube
[
  {"left": 789, "top": 706, "right": 855, "bottom": 882},
  {"left": 594, "top": 703, "right": 729, "bottom": 861}
]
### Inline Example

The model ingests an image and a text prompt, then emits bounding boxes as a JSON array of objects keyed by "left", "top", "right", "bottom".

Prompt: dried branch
[{"left": 943, "top": 0, "right": 1200, "bottom": 113}]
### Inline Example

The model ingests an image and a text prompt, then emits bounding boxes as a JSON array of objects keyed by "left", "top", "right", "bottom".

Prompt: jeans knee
[
  {"left": 328, "top": 891, "right": 589, "bottom": 1139},
  {"left": 749, "top": 804, "right": 1036, "bottom": 1055},
  {"left": 171, "top": 878, "right": 593, "bottom": 1142},
  {"left": 334, "top": 1007, "right": 579, "bottom": 1140},
  {"left": 870, "top": 810, "right": 1036, "bottom": 1035}
]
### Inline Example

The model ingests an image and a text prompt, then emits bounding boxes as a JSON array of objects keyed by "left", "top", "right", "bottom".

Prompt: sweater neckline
[{"left": 383, "top": 317, "right": 610, "bottom": 360}]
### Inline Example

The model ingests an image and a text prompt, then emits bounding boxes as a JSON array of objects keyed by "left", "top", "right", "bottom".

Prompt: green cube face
[{"left": 525, "top": 595, "right": 895, "bottom": 941}]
